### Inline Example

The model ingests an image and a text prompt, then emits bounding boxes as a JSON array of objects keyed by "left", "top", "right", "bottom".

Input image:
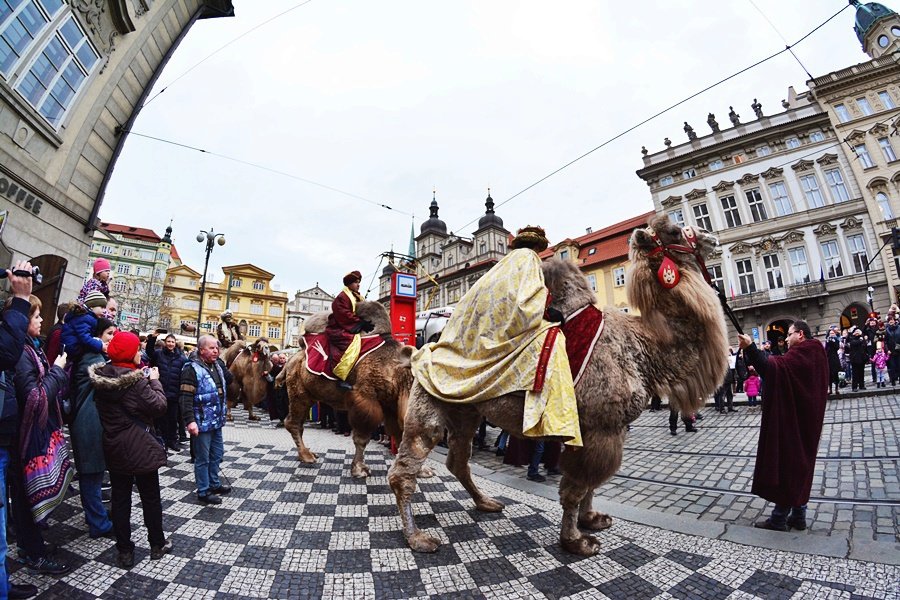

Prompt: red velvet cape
[{"left": 746, "top": 338, "right": 828, "bottom": 506}]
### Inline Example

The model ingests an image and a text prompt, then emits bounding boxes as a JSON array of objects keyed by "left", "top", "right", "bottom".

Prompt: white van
[{"left": 415, "top": 306, "right": 454, "bottom": 348}]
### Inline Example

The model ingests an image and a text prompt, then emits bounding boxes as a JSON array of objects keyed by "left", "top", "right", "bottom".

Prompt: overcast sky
[{"left": 101, "top": 0, "right": 874, "bottom": 299}]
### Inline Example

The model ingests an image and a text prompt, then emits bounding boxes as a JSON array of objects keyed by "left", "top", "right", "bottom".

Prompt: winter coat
[
  {"left": 44, "top": 321, "right": 64, "bottom": 365},
  {"left": 0, "top": 297, "right": 31, "bottom": 447},
  {"left": 61, "top": 307, "right": 101, "bottom": 360},
  {"left": 885, "top": 323, "right": 900, "bottom": 352},
  {"left": 870, "top": 351, "right": 889, "bottom": 370},
  {"left": 744, "top": 374, "right": 761, "bottom": 396},
  {"left": 179, "top": 358, "right": 227, "bottom": 433},
  {"left": 9, "top": 340, "right": 67, "bottom": 464},
  {"left": 847, "top": 335, "right": 868, "bottom": 365},
  {"left": 825, "top": 337, "right": 841, "bottom": 377},
  {"left": 150, "top": 346, "right": 188, "bottom": 402},
  {"left": 68, "top": 351, "right": 107, "bottom": 474},
  {"left": 736, "top": 354, "right": 748, "bottom": 380},
  {"left": 90, "top": 363, "right": 167, "bottom": 474}
]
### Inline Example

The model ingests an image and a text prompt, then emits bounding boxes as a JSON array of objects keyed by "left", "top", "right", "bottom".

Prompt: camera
[
  {"left": 142, "top": 367, "right": 151, "bottom": 377},
  {"left": 0, "top": 266, "right": 42, "bottom": 285}
]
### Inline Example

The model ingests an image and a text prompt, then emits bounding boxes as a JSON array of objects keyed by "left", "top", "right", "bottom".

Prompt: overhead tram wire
[
  {"left": 747, "top": 0, "right": 813, "bottom": 80},
  {"left": 142, "top": 0, "right": 316, "bottom": 108},
  {"left": 123, "top": 130, "right": 413, "bottom": 217},
  {"left": 452, "top": 3, "right": 851, "bottom": 233}
]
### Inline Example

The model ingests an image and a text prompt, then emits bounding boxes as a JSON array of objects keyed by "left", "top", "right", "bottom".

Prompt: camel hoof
[
  {"left": 408, "top": 531, "right": 441, "bottom": 553},
  {"left": 560, "top": 534, "right": 601, "bottom": 557},
  {"left": 475, "top": 497, "right": 505, "bottom": 513},
  {"left": 248, "top": 415, "right": 261, "bottom": 421},
  {"left": 299, "top": 452, "right": 317, "bottom": 464},
  {"left": 578, "top": 511, "right": 613, "bottom": 531},
  {"left": 226, "top": 415, "right": 234, "bottom": 422},
  {"left": 351, "top": 464, "right": 370, "bottom": 478},
  {"left": 418, "top": 466, "right": 435, "bottom": 479}
]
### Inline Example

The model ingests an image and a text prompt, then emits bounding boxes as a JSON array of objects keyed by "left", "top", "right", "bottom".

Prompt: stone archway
[{"left": 840, "top": 303, "right": 870, "bottom": 331}]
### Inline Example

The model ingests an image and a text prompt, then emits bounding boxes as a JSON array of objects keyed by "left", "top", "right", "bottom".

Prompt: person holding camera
[
  {"left": 90, "top": 331, "right": 170, "bottom": 569},
  {"left": 0, "top": 261, "right": 41, "bottom": 598},
  {"left": 326, "top": 270, "right": 374, "bottom": 391}
]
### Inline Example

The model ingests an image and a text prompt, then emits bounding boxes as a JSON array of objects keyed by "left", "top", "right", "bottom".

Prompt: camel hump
[{"left": 303, "top": 311, "right": 330, "bottom": 334}]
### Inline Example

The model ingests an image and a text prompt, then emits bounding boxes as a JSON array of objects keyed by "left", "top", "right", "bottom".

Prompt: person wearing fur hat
[
  {"left": 216, "top": 311, "right": 243, "bottom": 349},
  {"left": 90, "top": 331, "right": 170, "bottom": 569},
  {"left": 326, "top": 270, "right": 374, "bottom": 390},
  {"left": 76, "top": 258, "right": 112, "bottom": 306},
  {"left": 61, "top": 290, "right": 109, "bottom": 365}
]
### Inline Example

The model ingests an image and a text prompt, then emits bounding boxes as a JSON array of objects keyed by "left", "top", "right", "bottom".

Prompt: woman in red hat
[{"left": 90, "top": 331, "right": 170, "bottom": 569}]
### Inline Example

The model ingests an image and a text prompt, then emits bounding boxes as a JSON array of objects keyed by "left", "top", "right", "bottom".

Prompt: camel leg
[
  {"left": 388, "top": 385, "right": 444, "bottom": 553},
  {"left": 445, "top": 408, "right": 503, "bottom": 512},
  {"left": 350, "top": 428, "right": 371, "bottom": 479},
  {"left": 577, "top": 487, "right": 612, "bottom": 531},
  {"left": 284, "top": 397, "right": 317, "bottom": 464},
  {"left": 558, "top": 474, "right": 602, "bottom": 556}
]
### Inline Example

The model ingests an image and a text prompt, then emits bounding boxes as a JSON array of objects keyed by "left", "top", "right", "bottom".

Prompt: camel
[
  {"left": 280, "top": 301, "right": 416, "bottom": 478},
  {"left": 224, "top": 338, "right": 272, "bottom": 421},
  {"left": 388, "top": 214, "right": 728, "bottom": 556}
]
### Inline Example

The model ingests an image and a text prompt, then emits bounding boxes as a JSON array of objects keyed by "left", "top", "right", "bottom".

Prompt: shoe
[
  {"left": 25, "top": 556, "right": 71, "bottom": 575},
  {"left": 546, "top": 468, "right": 562, "bottom": 476},
  {"left": 166, "top": 441, "right": 182, "bottom": 452},
  {"left": 337, "top": 381, "right": 353, "bottom": 391},
  {"left": 116, "top": 550, "right": 134, "bottom": 569},
  {"left": 210, "top": 484, "right": 232, "bottom": 495},
  {"left": 150, "top": 538, "right": 173, "bottom": 560},
  {"left": 198, "top": 493, "right": 222, "bottom": 505},
  {"left": 526, "top": 473, "right": 547, "bottom": 482},
  {"left": 670, "top": 430, "right": 677, "bottom": 436},
  {"left": 787, "top": 518, "right": 807, "bottom": 531},
  {"left": 495, "top": 448, "right": 505, "bottom": 456},
  {"left": 685, "top": 426, "right": 698, "bottom": 433},
  {"left": 754, "top": 519, "right": 788, "bottom": 531},
  {"left": 9, "top": 583, "right": 38, "bottom": 599},
  {"left": 727, "top": 408, "right": 737, "bottom": 412},
  {"left": 89, "top": 527, "right": 114, "bottom": 539}
]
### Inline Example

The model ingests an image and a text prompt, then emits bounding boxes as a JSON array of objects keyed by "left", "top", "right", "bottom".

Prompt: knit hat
[
  {"left": 343, "top": 270, "right": 362, "bottom": 286},
  {"left": 84, "top": 290, "right": 108, "bottom": 309},
  {"left": 107, "top": 331, "right": 141, "bottom": 368},
  {"left": 93, "top": 258, "right": 111, "bottom": 275}
]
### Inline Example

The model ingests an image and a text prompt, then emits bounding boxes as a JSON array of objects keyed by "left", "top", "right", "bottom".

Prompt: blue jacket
[
  {"left": 179, "top": 358, "right": 227, "bottom": 433},
  {"left": 61, "top": 307, "right": 101, "bottom": 360},
  {"left": 150, "top": 347, "right": 188, "bottom": 402},
  {"left": 0, "top": 297, "right": 30, "bottom": 446}
]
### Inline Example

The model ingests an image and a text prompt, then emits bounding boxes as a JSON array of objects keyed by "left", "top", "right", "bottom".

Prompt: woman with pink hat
[{"left": 76, "top": 258, "right": 112, "bottom": 305}]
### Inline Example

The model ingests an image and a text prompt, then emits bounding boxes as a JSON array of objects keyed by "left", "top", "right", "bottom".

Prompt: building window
[
  {"left": 820, "top": 240, "right": 844, "bottom": 278},
  {"left": 113, "top": 279, "right": 127, "bottom": 293},
  {"left": 720, "top": 195, "right": 742, "bottom": 228},
  {"left": 682, "top": 168, "right": 696, "bottom": 180},
  {"left": 479, "top": 242, "right": 486, "bottom": 254},
  {"left": 799, "top": 174, "right": 825, "bottom": 208},
  {"left": 660, "top": 175, "right": 674, "bottom": 186},
  {"left": 733, "top": 154, "right": 747, "bottom": 164},
  {"left": 809, "top": 131, "right": 825, "bottom": 142},
  {"left": 692, "top": 203, "right": 712, "bottom": 231},
  {"left": 846, "top": 234, "right": 869, "bottom": 274},
  {"left": 250, "top": 303, "right": 263, "bottom": 315},
  {"left": 735, "top": 259, "right": 756, "bottom": 295},
  {"left": 116, "top": 263, "right": 129, "bottom": 275},
  {"left": 745, "top": 188, "right": 768, "bottom": 222},
  {"left": 667, "top": 208, "right": 685, "bottom": 227},
  {"left": 708, "top": 159, "right": 723, "bottom": 171},
  {"left": 446, "top": 254, "right": 454, "bottom": 267},
  {"left": 252, "top": 280, "right": 264, "bottom": 291},
  {"left": 785, "top": 137, "right": 801, "bottom": 149},
  {"left": 876, "top": 192, "right": 893, "bottom": 219},
  {"left": 854, "top": 144, "right": 874, "bottom": 168},
  {"left": 878, "top": 137, "right": 897, "bottom": 162},
  {"left": 121, "top": 248, "right": 132, "bottom": 257},
  {"left": 762, "top": 254, "right": 783, "bottom": 289},
  {"left": 248, "top": 324, "right": 261, "bottom": 337},
  {"left": 497, "top": 241, "right": 504, "bottom": 253},
  {"left": 613, "top": 267, "right": 626, "bottom": 287},
  {"left": 559, "top": 250, "right": 569, "bottom": 260},
  {"left": 154, "top": 267, "right": 162, "bottom": 279},
  {"left": 167, "top": 276, "right": 175, "bottom": 285},
  {"left": 182, "top": 298, "right": 199, "bottom": 310},
  {"left": 825, "top": 169, "right": 850, "bottom": 202},
  {"left": 189, "top": 279, "right": 198, "bottom": 288},
  {"left": 856, "top": 97, "right": 873, "bottom": 116},
  {"left": 268, "top": 326, "right": 281, "bottom": 339},
  {"left": 1, "top": 1, "right": 63, "bottom": 76},
  {"left": 229, "top": 299, "right": 239, "bottom": 312},
  {"left": 834, "top": 104, "right": 851, "bottom": 122},
  {"left": 588, "top": 248, "right": 596, "bottom": 255},
  {"left": 269, "top": 305, "right": 282, "bottom": 317},
  {"left": 878, "top": 91, "right": 895, "bottom": 110},
  {"left": 788, "top": 247, "right": 810, "bottom": 283},
  {"left": 707, "top": 264, "right": 723, "bottom": 291},
  {"left": 150, "top": 284, "right": 161, "bottom": 295},
  {"left": 135, "top": 266, "right": 150, "bottom": 277},
  {"left": 207, "top": 298, "right": 221, "bottom": 310},
  {"left": 768, "top": 182, "right": 793, "bottom": 216},
  {"left": 99, "top": 244, "right": 112, "bottom": 254},
  {"left": 755, "top": 146, "right": 771, "bottom": 158},
  {"left": 586, "top": 274, "right": 597, "bottom": 291}
]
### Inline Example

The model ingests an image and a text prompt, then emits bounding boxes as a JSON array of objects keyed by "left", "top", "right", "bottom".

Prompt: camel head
[
  {"left": 247, "top": 337, "right": 273, "bottom": 371},
  {"left": 356, "top": 301, "right": 391, "bottom": 335},
  {"left": 542, "top": 258, "right": 597, "bottom": 318}
]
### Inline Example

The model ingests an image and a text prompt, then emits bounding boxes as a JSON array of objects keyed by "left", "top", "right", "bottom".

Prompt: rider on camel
[
  {"left": 326, "top": 270, "right": 374, "bottom": 390},
  {"left": 217, "top": 311, "right": 243, "bottom": 349}
]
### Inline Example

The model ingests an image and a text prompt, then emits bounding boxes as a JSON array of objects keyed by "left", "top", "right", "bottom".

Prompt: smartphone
[{"left": 142, "top": 367, "right": 151, "bottom": 377}]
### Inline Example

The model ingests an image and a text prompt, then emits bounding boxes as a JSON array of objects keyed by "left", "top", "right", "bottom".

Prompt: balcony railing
[{"left": 729, "top": 280, "right": 827, "bottom": 310}]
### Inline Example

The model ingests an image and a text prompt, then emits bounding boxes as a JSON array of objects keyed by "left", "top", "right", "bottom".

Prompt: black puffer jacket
[
  {"left": 89, "top": 363, "right": 167, "bottom": 474},
  {"left": 150, "top": 346, "right": 188, "bottom": 402},
  {"left": 847, "top": 335, "right": 869, "bottom": 365}
]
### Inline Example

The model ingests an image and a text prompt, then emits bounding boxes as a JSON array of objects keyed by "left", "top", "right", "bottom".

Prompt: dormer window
[
  {"left": 682, "top": 168, "right": 696, "bottom": 180},
  {"left": 588, "top": 248, "right": 596, "bottom": 255},
  {"left": 560, "top": 250, "right": 569, "bottom": 260}
]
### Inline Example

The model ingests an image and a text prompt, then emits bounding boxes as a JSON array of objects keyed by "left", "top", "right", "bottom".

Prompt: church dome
[
  {"left": 419, "top": 198, "right": 447, "bottom": 235},
  {"left": 852, "top": 1, "right": 897, "bottom": 43},
  {"left": 477, "top": 192, "right": 504, "bottom": 229},
  {"left": 382, "top": 263, "right": 398, "bottom": 276}
]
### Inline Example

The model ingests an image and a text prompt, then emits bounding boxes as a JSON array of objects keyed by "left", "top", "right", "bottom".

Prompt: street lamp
[{"left": 196, "top": 228, "right": 226, "bottom": 341}]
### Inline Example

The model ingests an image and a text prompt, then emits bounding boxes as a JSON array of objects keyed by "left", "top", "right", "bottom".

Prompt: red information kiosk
[{"left": 389, "top": 272, "right": 417, "bottom": 346}]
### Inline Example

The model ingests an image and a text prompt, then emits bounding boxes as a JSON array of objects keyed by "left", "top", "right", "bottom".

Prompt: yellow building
[
  {"left": 162, "top": 263, "right": 289, "bottom": 348},
  {"left": 545, "top": 211, "right": 655, "bottom": 312}
]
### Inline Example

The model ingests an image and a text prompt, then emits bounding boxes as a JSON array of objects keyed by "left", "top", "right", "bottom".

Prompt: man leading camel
[
  {"left": 326, "top": 270, "right": 374, "bottom": 390},
  {"left": 738, "top": 320, "right": 827, "bottom": 531}
]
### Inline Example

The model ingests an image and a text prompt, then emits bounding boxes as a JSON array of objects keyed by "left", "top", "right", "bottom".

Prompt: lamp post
[{"left": 196, "top": 228, "right": 226, "bottom": 341}]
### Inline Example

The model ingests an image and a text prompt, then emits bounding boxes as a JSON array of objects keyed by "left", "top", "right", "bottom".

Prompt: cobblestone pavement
[{"left": 7, "top": 397, "right": 897, "bottom": 599}]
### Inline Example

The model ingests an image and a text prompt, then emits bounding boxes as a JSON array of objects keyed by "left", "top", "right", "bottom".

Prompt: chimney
[{"left": 586, "top": 227, "right": 592, "bottom": 234}]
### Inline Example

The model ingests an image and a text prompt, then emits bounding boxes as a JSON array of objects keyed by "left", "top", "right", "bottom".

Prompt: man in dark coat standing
[
  {"left": 148, "top": 332, "right": 188, "bottom": 451},
  {"left": 738, "top": 320, "right": 828, "bottom": 531}
]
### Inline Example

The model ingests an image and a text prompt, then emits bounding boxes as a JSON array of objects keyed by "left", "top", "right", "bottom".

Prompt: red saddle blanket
[
  {"left": 304, "top": 332, "right": 385, "bottom": 380},
  {"left": 534, "top": 305, "right": 604, "bottom": 391}
]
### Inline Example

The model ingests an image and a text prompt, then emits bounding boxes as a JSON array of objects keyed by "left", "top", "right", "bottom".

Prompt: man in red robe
[
  {"left": 326, "top": 270, "right": 373, "bottom": 390},
  {"left": 738, "top": 320, "right": 828, "bottom": 531}
]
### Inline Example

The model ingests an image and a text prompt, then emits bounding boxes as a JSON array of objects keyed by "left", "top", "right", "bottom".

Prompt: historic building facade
[
  {"left": 285, "top": 284, "right": 334, "bottom": 347},
  {"left": 85, "top": 221, "right": 178, "bottom": 330},
  {"left": 0, "top": 0, "right": 233, "bottom": 333},
  {"left": 163, "top": 262, "right": 289, "bottom": 348}
]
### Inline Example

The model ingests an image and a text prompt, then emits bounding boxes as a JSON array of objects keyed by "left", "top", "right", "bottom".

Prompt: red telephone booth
[{"left": 389, "top": 272, "right": 417, "bottom": 346}]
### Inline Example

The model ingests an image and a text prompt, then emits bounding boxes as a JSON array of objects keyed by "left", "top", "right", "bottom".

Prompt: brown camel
[
  {"left": 388, "top": 214, "right": 728, "bottom": 556},
  {"left": 280, "top": 301, "right": 415, "bottom": 478},
  {"left": 224, "top": 337, "right": 272, "bottom": 421}
]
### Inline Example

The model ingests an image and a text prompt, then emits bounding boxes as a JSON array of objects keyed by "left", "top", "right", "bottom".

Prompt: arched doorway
[
  {"left": 766, "top": 319, "right": 792, "bottom": 344},
  {"left": 30, "top": 254, "right": 67, "bottom": 339},
  {"left": 840, "top": 303, "right": 870, "bottom": 331}
]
